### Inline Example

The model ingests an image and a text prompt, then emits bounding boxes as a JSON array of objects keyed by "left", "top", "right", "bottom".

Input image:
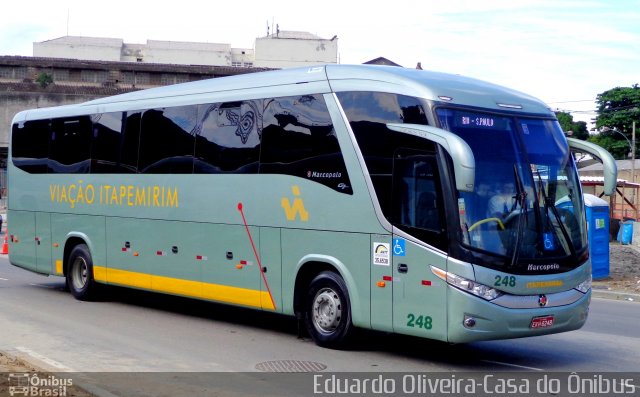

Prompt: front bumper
[{"left": 446, "top": 285, "right": 590, "bottom": 343}]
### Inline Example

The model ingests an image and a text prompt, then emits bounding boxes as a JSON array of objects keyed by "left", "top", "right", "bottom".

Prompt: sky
[{"left": 2, "top": 0, "right": 638, "bottom": 127}]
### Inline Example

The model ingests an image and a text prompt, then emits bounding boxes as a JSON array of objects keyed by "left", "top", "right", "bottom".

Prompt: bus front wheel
[
  {"left": 66, "top": 244, "right": 99, "bottom": 301},
  {"left": 305, "top": 271, "right": 353, "bottom": 349}
]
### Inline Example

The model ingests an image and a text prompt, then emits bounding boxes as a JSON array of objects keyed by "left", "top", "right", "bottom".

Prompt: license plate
[{"left": 530, "top": 315, "right": 554, "bottom": 329}]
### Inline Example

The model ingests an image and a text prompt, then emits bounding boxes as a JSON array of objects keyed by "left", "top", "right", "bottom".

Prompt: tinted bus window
[
  {"left": 194, "top": 101, "right": 262, "bottom": 173},
  {"left": 91, "top": 112, "right": 134, "bottom": 173},
  {"left": 12, "top": 119, "right": 50, "bottom": 173},
  {"left": 49, "top": 116, "right": 92, "bottom": 173},
  {"left": 337, "top": 92, "right": 431, "bottom": 212},
  {"left": 260, "top": 95, "right": 352, "bottom": 194},
  {"left": 122, "top": 111, "right": 142, "bottom": 173},
  {"left": 139, "top": 106, "right": 197, "bottom": 174}
]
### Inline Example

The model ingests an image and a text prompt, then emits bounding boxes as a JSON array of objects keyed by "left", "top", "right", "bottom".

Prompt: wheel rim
[
  {"left": 71, "top": 257, "right": 88, "bottom": 291},
  {"left": 312, "top": 287, "right": 343, "bottom": 333}
]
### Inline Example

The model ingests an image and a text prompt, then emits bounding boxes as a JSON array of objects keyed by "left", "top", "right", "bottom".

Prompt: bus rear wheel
[
  {"left": 66, "top": 244, "right": 99, "bottom": 301},
  {"left": 305, "top": 271, "right": 353, "bottom": 349}
]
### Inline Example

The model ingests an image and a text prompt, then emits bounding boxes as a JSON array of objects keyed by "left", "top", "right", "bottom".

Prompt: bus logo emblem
[
  {"left": 538, "top": 294, "right": 548, "bottom": 307},
  {"left": 281, "top": 186, "right": 309, "bottom": 222}
]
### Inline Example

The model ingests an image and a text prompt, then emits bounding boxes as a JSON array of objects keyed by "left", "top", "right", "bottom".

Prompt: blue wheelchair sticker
[
  {"left": 543, "top": 233, "right": 555, "bottom": 251},
  {"left": 393, "top": 238, "right": 406, "bottom": 256}
]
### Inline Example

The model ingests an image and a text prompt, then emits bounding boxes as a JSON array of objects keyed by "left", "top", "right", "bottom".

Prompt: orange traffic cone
[{"left": 1, "top": 232, "right": 8, "bottom": 255}]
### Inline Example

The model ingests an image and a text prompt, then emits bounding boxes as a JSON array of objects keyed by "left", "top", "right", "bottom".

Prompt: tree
[
  {"left": 555, "top": 111, "right": 589, "bottom": 140},
  {"left": 593, "top": 85, "right": 640, "bottom": 159},
  {"left": 588, "top": 133, "right": 631, "bottom": 160},
  {"left": 36, "top": 72, "right": 53, "bottom": 88}
]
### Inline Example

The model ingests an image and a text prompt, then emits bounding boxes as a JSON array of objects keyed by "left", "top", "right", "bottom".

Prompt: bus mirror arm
[
  {"left": 387, "top": 123, "right": 476, "bottom": 192},
  {"left": 567, "top": 138, "right": 618, "bottom": 196}
]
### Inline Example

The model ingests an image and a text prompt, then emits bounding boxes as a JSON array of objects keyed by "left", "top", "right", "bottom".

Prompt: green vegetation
[
  {"left": 36, "top": 72, "right": 53, "bottom": 88},
  {"left": 555, "top": 111, "right": 589, "bottom": 140},
  {"left": 590, "top": 85, "right": 639, "bottom": 159}
]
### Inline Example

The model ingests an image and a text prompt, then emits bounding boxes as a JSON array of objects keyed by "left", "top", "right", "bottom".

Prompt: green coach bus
[{"left": 8, "top": 65, "right": 617, "bottom": 348}]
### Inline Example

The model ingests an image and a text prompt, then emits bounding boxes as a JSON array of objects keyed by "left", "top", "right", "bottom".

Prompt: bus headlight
[
  {"left": 574, "top": 274, "right": 592, "bottom": 294},
  {"left": 431, "top": 266, "right": 503, "bottom": 301}
]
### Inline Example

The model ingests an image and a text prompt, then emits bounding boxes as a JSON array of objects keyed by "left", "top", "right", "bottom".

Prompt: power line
[
  {"left": 601, "top": 105, "right": 640, "bottom": 112},
  {"left": 547, "top": 99, "right": 595, "bottom": 104}
]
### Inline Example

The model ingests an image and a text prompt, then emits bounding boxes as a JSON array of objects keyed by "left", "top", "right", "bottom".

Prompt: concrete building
[
  {"left": 254, "top": 31, "right": 337, "bottom": 68},
  {"left": 0, "top": 55, "right": 268, "bottom": 172},
  {"left": 33, "top": 31, "right": 338, "bottom": 69}
]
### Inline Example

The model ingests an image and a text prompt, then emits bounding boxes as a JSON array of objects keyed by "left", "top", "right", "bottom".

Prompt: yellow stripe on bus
[{"left": 93, "top": 266, "right": 275, "bottom": 310}]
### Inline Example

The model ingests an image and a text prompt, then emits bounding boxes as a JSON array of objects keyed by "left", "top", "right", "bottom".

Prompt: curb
[{"left": 592, "top": 289, "right": 640, "bottom": 302}]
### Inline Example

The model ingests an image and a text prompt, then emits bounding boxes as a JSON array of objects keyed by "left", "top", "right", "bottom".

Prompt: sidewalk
[
  {"left": 592, "top": 288, "right": 640, "bottom": 302},
  {"left": 592, "top": 242, "right": 640, "bottom": 302}
]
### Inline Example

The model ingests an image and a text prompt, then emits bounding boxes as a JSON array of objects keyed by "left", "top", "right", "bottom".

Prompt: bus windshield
[{"left": 437, "top": 108, "right": 587, "bottom": 266}]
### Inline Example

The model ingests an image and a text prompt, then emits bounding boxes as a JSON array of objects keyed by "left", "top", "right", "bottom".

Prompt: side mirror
[
  {"left": 567, "top": 138, "right": 618, "bottom": 196},
  {"left": 387, "top": 123, "right": 475, "bottom": 192}
]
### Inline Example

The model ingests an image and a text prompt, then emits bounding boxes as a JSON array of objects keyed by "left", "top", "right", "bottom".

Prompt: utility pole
[
  {"left": 632, "top": 121, "right": 636, "bottom": 217},
  {"left": 632, "top": 120, "right": 636, "bottom": 186}
]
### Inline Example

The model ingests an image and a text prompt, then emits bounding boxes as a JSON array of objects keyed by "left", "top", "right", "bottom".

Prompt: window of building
[
  {"left": 134, "top": 72, "right": 150, "bottom": 85},
  {"left": 149, "top": 74, "right": 162, "bottom": 86},
  {"left": 0, "top": 66, "right": 28, "bottom": 80},
  {"left": 80, "top": 70, "right": 108, "bottom": 83},
  {"left": 52, "top": 69, "right": 70, "bottom": 82},
  {"left": 69, "top": 70, "right": 81, "bottom": 82},
  {"left": 121, "top": 72, "right": 135, "bottom": 85}
]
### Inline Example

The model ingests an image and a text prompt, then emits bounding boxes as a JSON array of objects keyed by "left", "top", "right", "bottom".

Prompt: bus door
[
  {"left": 391, "top": 150, "right": 448, "bottom": 340},
  {"left": 35, "top": 212, "right": 52, "bottom": 274},
  {"left": 371, "top": 234, "right": 393, "bottom": 332},
  {"left": 8, "top": 211, "right": 37, "bottom": 272}
]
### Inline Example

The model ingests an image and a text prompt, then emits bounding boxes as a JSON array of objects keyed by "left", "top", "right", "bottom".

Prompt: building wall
[
  {"left": 34, "top": 37, "right": 123, "bottom": 62},
  {"left": 230, "top": 48, "right": 254, "bottom": 67},
  {"left": 254, "top": 35, "right": 338, "bottom": 68},
  {"left": 33, "top": 33, "right": 337, "bottom": 69},
  {"left": 145, "top": 40, "right": 233, "bottom": 66},
  {"left": 34, "top": 37, "right": 254, "bottom": 67}
]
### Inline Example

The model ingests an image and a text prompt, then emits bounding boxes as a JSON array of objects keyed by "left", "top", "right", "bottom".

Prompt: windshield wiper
[
  {"left": 509, "top": 164, "right": 529, "bottom": 267},
  {"left": 535, "top": 169, "right": 576, "bottom": 257}
]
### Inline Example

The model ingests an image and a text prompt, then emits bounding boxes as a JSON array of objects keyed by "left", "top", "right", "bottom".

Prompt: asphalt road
[{"left": 1, "top": 255, "right": 639, "bottom": 395}]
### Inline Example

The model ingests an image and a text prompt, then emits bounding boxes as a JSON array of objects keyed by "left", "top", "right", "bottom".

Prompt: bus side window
[
  {"left": 194, "top": 100, "right": 262, "bottom": 174},
  {"left": 12, "top": 119, "right": 50, "bottom": 173},
  {"left": 49, "top": 116, "right": 92, "bottom": 173},
  {"left": 122, "top": 112, "right": 142, "bottom": 173},
  {"left": 91, "top": 112, "right": 135, "bottom": 173},
  {"left": 392, "top": 150, "right": 447, "bottom": 250},
  {"left": 260, "top": 95, "right": 352, "bottom": 194},
  {"left": 336, "top": 91, "right": 431, "bottom": 213},
  {"left": 139, "top": 106, "right": 197, "bottom": 174}
]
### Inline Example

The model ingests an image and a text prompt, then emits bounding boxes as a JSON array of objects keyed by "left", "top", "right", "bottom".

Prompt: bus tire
[
  {"left": 66, "top": 244, "right": 99, "bottom": 301},
  {"left": 305, "top": 271, "right": 353, "bottom": 349}
]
